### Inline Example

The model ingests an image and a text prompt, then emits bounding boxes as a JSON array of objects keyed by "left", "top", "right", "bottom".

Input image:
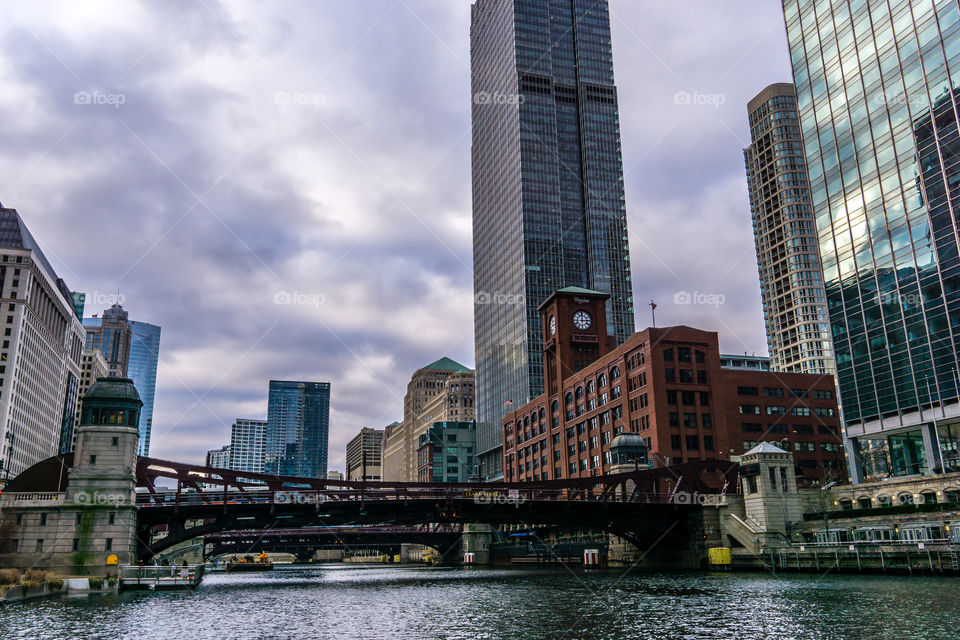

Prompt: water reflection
[{"left": 0, "top": 566, "right": 956, "bottom": 640}]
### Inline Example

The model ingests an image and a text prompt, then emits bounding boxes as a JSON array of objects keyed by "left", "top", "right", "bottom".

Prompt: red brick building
[{"left": 502, "top": 288, "right": 846, "bottom": 486}]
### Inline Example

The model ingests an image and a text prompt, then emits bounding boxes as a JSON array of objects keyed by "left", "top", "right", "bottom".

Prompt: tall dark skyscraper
[
  {"left": 782, "top": 0, "right": 960, "bottom": 481},
  {"left": 264, "top": 380, "right": 330, "bottom": 478},
  {"left": 471, "top": 0, "right": 635, "bottom": 478}
]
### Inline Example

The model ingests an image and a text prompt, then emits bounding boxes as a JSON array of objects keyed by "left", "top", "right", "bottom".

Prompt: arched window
[
  {"left": 598, "top": 373, "right": 607, "bottom": 387},
  {"left": 551, "top": 400, "right": 559, "bottom": 414},
  {"left": 611, "top": 366, "right": 621, "bottom": 380},
  {"left": 586, "top": 380, "right": 595, "bottom": 394},
  {"left": 523, "top": 415, "right": 529, "bottom": 427},
  {"left": 565, "top": 392, "right": 574, "bottom": 405},
  {"left": 531, "top": 411, "right": 538, "bottom": 424},
  {"left": 576, "top": 386, "right": 584, "bottom": 399},
  {"left": 539, "top": 407, "right": 546, "bottom": 421},
  {"left": 897, "top": 492, "right": 914, "bottom": 506},
  {"left": 875, "top": 494, "right": 891, "bottom": 507}
]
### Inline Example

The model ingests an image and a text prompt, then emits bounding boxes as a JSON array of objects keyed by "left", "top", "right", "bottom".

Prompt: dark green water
[{"left": 0, "top": 565, "right": 956, "bottom": 639}]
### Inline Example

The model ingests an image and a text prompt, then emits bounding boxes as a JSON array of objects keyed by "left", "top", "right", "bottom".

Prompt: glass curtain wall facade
[
  {"left": 783, "top": 0, "right": 960, "bottom": 480},
  {"left": 471, "top": 0, "right": 634, "bottom": 478},
  {"left": 745, "top": 83, "right": 836, "bottom": 375},
  {"left": 264, "top": 380, "right": 330, "bottom": 478},
  {"left": 128, "top": 321, "right": 160, "bottom": 456}
]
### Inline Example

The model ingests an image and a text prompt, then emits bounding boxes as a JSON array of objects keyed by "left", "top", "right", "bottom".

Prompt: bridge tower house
[
  {"left": 66, "top": 376, "right": 143, "bottom": 571},
  {"left": 738, "top": 442, "right": 803, "bottom": 536}
]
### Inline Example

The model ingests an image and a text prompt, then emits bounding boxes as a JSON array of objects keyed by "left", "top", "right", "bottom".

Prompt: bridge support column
[{"left": 461, "top": 524, "right": 492, "bottom": 565}]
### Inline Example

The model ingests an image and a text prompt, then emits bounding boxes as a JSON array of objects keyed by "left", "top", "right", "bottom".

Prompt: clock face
[
  {"left": 549, "top": 315, "right": 557, "bottom": 335},
  {"left": 572, "top": 310, "right": 592, "bottom": 330}
]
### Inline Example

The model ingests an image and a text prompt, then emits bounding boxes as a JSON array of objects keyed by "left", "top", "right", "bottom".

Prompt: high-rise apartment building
[
  {"left": 229, "top": 418, "right": 267, "bottom": 476},
  {"left": 345, "top": 427, "right": 384, "bottom": 481},
  {"left": 380, "top": 358, "right": 474, "bottom": 482},
  {"left": 83, "top": 304, "right": 132, "bottom": 378},
  {"left": 0, "top": 207, "right": 85, "bottom": 481},
  {"left": 128, "top": 321, "right": 160, "bottom": 456},
  {"left": 471, "top": 0, "right": 635, "bottom": 478},
  {"left": 745, "top": 83, "right": 835, "bottom": 375},
  {"left": 264, "top": 380, "right": 330, "bottom": 478},
  {"left": 206, "top": 445, "right": 231, "bottom": 469},
  {"left": 782, "top": 0, "right": 960, "bottom": 481},
  {"left": 64, "top": 347, "right": 110, "bottom": 453}
]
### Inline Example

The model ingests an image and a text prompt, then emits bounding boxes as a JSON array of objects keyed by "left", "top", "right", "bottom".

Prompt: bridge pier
[{"left": 461, "top": 523, "right": 491, "bottom": 565}]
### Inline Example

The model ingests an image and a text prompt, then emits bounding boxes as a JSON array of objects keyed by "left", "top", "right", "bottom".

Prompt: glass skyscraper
[
  {"left": 744, "top": 83, "right": 835, "bottom": 375},
  {"left": 783, "top": 0, "right": 960, "bottom": 481},
  {"left": 471, "top": 0, "right": 634, "bottom": 478},
  {"left": 265, "top": 380, "right": 330, "bottom": 478},
  {"left": 129, "top": 321, "right": 161, "bottom": 456}
]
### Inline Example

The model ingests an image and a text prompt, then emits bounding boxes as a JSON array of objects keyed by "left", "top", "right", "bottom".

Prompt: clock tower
[{"left": 539, "top": 287, "right": 616, "bottom": 397}]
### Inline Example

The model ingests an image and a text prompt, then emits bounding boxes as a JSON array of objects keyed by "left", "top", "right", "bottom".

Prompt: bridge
[
  {"left": 202, "top": 524, "right": 464, "bottom": 562},
  {"left": 4, "top": 453, "right": 739, "bottom": 562}
]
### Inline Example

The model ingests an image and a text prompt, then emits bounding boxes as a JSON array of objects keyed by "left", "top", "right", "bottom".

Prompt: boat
[{"left": 225, "top": 552, "right": 274, "bottom": 572}]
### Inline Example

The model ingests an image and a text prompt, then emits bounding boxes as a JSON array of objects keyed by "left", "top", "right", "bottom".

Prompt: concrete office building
[
  {"left": 381, "top": 358, "right": 474, "bottom": 482},
  {"left": 345, "top": 427, "right": 383, "bottom": 482},
  {"left": 65, "top": 348, "right": 110, "bottom": 453},
  {"left": 0, "top": 207, "right": 85, "bottom": 482}
]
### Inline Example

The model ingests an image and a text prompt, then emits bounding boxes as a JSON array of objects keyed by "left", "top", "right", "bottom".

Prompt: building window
[
  {"left": 738, "top": 386, "right": 759, "bottom": 396},
  {"left": 36, "top": 539, "right": 44, "bottom": 552},
  {"left": 667, "top": 390, "right": 677, "bottom": 405},
  {"left": 72, "top": 539, "right": 80, "bottom": 552},
  {"left": 686, "top": 435, "right": 699, "bottom": 450},
  {"left": 670, "top": 435, "right": 682, "bottom": 450},
  {"left": 664, "top": 368, "right": 675, "bottom": 382},
  {"left": 683, "top": 413, "right": 697, "bottom": 428},
  {"left": 105, "top": 539, "right": 113, "bottom": 551},
  {"left": 669, "top": 412, "right": 679, "bottom": 427}
]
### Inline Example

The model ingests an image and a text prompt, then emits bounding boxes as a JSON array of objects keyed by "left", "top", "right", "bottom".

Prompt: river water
[{"left": 0, "top": 565, "right": 956, "bottom": 639}]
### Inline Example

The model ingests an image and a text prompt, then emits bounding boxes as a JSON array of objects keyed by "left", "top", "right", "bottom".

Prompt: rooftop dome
[
  {"left": 611, "top": 433, "right": 647, "bottom": 449},
  {"left": 84, "top": 377, "right": 143, "bottom": 404}
]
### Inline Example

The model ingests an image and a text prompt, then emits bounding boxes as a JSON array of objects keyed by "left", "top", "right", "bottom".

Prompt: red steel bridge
[
  {"left": 5, "top": 454, "right": 740, "bottom": 561},
  {"left": 133, "top": 456, "right": 739, "bottom": 561}
]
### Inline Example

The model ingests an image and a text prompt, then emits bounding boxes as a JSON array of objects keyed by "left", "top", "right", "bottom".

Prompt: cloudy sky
[{"left": 0, "top": 1, "right": 793, "bottom": 471}]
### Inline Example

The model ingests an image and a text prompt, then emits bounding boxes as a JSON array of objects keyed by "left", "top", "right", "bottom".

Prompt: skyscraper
[
  {"left": 128, "top": 321, "right": 161, "bottom": 456},
  {"left": 345, "top": 427, "right": 384, "bottom": 481},
  {"left": 782, "top": 0, "right": 960, "bottom": 481},
  {"left": 745, "top": 83, "right": 835, "bottom": 376},
  {"left": 0, "top": 207, "right": 85, "bottom": 481},
  {"left": 380, "top": 357, "right": 474, "bottom": 482},
  {"left": 471, "top": 0, "right": 635, "bottom": 479},
  {"left": 83, "top": 304, "right": 132, "bottom": 377},
  {"left": 229, "top": 418, "right": 267, "bottom": 476},
  {"left": 264, "top": 380, "right": 330, "bottom": 478}
]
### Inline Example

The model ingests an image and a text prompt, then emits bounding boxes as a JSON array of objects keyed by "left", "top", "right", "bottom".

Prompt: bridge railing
[
  {"left": 135, "top": 487, "right": 684, "bottom": 507},
  {"left": 0, "top": 492, "right": 66, "bottom": 504}
]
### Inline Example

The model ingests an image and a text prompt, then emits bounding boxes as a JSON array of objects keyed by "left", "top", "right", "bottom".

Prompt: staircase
[{"left": 722, "top": 513, "right": 764, "bottom": 553}]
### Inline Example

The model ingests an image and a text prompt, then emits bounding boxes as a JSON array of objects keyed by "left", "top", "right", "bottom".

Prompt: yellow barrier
[{"left": 708, "top": 547, "right": 732, "bottom": 567}]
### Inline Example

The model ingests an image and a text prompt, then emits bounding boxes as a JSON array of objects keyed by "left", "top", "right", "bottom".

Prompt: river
[{"left": 0, "top": 565, "right": 956, "bottom": 639}]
